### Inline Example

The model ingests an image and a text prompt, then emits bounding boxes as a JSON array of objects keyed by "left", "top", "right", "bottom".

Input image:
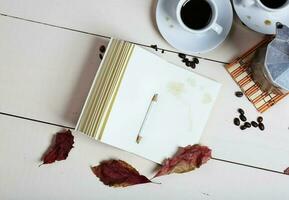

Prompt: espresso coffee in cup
[
  {"left": 180, "top": 0, "right": 212, "bottom": 30},
  {"left": 260, "top": 0, "right": 287, "bottom": 9},
  {"left": 242, "top": 0, "right": 289, "bottom": 11},
  {"left": 176, "top": 0, "right": 223, "bottom": 34}
]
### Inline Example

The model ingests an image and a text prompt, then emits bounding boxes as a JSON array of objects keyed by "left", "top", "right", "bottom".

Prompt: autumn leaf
[
  {"left": 41, "top": 129, "right": 74, "bottom": 165},
  {"left": 154, "top": 144, "right": 211, "bottom": 177},
  {"left": 91, "top": 160, "right": 151, "bottom": 187}
]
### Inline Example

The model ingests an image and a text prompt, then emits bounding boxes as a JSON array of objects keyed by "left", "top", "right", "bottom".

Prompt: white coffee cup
[
  {"left": 176, "top": 0, "right": 223, "bottom": 35},
  {"left": 242, "top": 0, "right": 289, "bottom": 12}
]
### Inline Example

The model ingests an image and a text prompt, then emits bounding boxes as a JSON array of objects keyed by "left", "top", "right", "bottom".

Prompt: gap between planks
[
  {"left": 0, "top": 12, "right": 228, "bottom": 65},
  {"left": 1, "top": 12, "right": 285, "bottom": 176},
  {"left": 0, "top": 111, "right": 287, "bottom": 176}
]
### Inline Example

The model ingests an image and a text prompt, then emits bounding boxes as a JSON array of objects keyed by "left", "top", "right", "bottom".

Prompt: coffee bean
[
  {"left": 277, "top": 23, "right": 283, "bottom": 29},
  {"left": 178, "top": 53, "right": 186, "bottom": 59},
  {"left": 99, "top": 54, "right": 103, "bottom": 60},
  {"left": 257, "top": 116, "right": 263, "bottom": 123},
  {"left": 99, "top": 45, "right": 106, "bottom": 53},
  {"left": 239, "top": 114, "right": 247, "bottom": 122},
  {"left": 235, "top": 91, "right": 244, "bottom": 98},
  {"left": 190, "top": 65, "right": 196, "bottom": 69},
  {"left": 238, "top": 108, "right": 245, "bottom": 115},
  {"left": 161, "top": 49, "right": 165, "bottom": 54},
  {"left": 234, "top": 118, "right": 240, "bottom": 126},
  {"left": 150, "top": 44, "right": 158, "bottom": 51},
  {"left": 259, "top": 123, "right": 265, "bottom": 131},
  {"left": 189, "top": 62, "right": 196, "bottom": 69},
  {"left": 185, "top": 61, "right": 190, "bottom": 67},
  {"left": 251, "top": 121, "right": 258, "bottom": 127},
  {"left": 244, "top": 122, "right": 251, "bottom": 128},
  {"left": 183, "top": 58, "right": 189, "bottom": 62},
  {"left": 240, "top": 125, "right": 246, "bottom": 130},
  {"left": 193, "top": 57, "right": 199, "bottom": 64}
]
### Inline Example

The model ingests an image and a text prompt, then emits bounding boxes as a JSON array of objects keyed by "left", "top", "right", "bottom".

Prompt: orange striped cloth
[{"left": 226, "top": 37, "right": 288, "bottom": 113}]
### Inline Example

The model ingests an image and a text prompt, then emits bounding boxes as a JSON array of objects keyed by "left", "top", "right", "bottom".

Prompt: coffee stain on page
[
  {"left": 167, "top": 82, "right": 185, "bottom": 97},
  {"left": 187, "top": 78, "right": 196, "bottom": 88},
  {"left": 202, "top": 92, "right": 212, "bottom": 104},
  {"left": 201, "top": 192, "right": 210, "bottom": 197},
  {"left": 264, "top": 20, "right": 272, "bottom": 26}
]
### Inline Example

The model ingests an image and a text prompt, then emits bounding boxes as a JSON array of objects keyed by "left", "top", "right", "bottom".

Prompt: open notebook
[{"left": 76, "top": 39, "right": 221, "bottom": 163}]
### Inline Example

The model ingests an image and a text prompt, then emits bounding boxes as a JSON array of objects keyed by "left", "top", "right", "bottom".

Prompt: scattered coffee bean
[
  {"left": 99, "top": 54, "right": 103, "bottom": 60},
  {"left": 234, "top": 118, "right": 240, "bottom": 126},
  {"left": 150, "top": 44, "right": 158, "bottom": 51},
  {"left": 184, "top": 59, "right": 196, "bottom": 69},
  {"left": 259, "top": 123, "right": 265, "bottom": 131},
  {"left": 234, "top": 108, "right": 267, "bottom": 132},
  {"left": 99, "top": 45, "right": 106, "bottom": 53},
  {"left": 179, "top": 54, "right": 199, "bottom": 69},
  {"left": 189, "top": 62, "right": 196, "bottom": 69},
  {"left": 251, "top": 121, "right": 258, "bottom": 127},
  {"left": 239, "top": 114, "right": 247, "bottom": 122},
  {"left": 178, "top": 53, "right": 186, "bottom": 59},
  {"left": 161, "top": 49, "right": 165, "bottom": 54},
  {"left": 235, "top": 91, "right": 244, "bottom": 98},
  {"left": 238, "top": 108, "right": 245, "bottom": 115},
  {"left": 244, "top": 122, "right": 251, "bottom": 128},
  {"left": 182, "top": 58, "right": 189, "bottom": 63},
  {"left": 257, "top": 116, "right": 263, "bottom": 123},
  {"left": 193, "top": 57, "right": 199, "bottom": 64},
  {"left": 277, "top": 23, "right": 283, "bottom": 29}
]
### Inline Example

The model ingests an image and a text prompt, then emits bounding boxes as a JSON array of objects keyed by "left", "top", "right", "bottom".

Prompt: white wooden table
[{"left": 1, "top": 0, "right": 289, "bottom": 199}]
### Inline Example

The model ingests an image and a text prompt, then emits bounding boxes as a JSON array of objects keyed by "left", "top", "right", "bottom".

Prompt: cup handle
[
  {"left": 242, "top": 0, "right": 255, "bottom": 7},
  {"left": 212, "top": 23, "right": 223, "bottom": 35}
]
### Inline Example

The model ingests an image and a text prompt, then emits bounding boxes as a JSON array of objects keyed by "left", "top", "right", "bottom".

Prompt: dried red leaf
[
  {"left": 91, "top": 160, "right": 151, "bottom": 187},
  {"left": 284, "top": 167, "right": 289, "bottom": 175},
  {"left": 41, "top": 129, "right": 74, "bottom": 165},
  {"left": 154, "top": 144, "right": 211, "bottom": 177}
]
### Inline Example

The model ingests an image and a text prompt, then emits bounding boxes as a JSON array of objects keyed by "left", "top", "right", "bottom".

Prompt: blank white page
[{"left": 101, "top": 46, "right": 221, "bottom": 163}]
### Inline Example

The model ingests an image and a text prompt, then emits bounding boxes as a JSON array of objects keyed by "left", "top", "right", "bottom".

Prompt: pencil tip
[
  {"left": 152, "top": 94, "right": 158, "bottom": 102},
  {"left": 136, "top": 135, "right": 142, "bottom": 144}
]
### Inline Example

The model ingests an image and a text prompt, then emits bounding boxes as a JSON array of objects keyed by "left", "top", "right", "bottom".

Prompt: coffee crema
[
  {"left": 180, "top": 0, "right": 212, "bottom": 30},
  {"left": 260, "top": 0, "right": 287, "bottom": 9}
]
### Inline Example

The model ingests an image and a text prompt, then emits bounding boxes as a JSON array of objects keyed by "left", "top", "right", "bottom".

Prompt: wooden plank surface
[
  {"left": 1, "top": 0, "right": 289, "bottom": 198},
  {"left": 0, "top": 0, "right": 264, "bottom": 62},
  {"left": 1, "top": 114, "right": 289, "bottom": 200},
  {"left": 0, "top": 16, "right": 108, "bottom": 127},
  {"left": 1, "top": 15, "right": 289, "bottom": 173}
]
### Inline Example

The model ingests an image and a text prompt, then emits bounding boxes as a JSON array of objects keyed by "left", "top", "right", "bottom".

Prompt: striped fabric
[{"left": 226, "top": 37, "right": 287, "bottom": 113}]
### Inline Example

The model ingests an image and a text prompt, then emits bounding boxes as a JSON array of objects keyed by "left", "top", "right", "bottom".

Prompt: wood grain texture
[
  {"left": 1, "top": 115, "right": 289, "bottom": 200},
  {"left": 0, "top": 0, "right": 264, "bottom": 62},
  {"left": 0, "top": 16, "right": 289, "bottom": 173},
  {"left": 0, "top": 1, "right": 289, "bottom": 198}
]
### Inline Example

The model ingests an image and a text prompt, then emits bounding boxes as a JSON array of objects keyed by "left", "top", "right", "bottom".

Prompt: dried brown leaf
[
  {"left": 91, "top": 160, "right": 151, "bottom": 187},
  {"left": 41, "top": 129, "right": 74, "bottom": 165},
  {"left": 154, "top": 144, "right": 211, "bottom": 177}
]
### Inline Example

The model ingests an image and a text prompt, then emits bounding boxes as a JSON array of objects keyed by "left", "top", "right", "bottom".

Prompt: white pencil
[{"left": 136, "top": 94, "right": 158, "bottom": 144}]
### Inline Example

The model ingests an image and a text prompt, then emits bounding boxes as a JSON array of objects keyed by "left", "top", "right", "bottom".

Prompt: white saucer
[
  {"left": 156, "top": 0, "right": 233, "bottom": 54},
  {"left": 233, "top": 0, "right": 289, "bottom": 34}
]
